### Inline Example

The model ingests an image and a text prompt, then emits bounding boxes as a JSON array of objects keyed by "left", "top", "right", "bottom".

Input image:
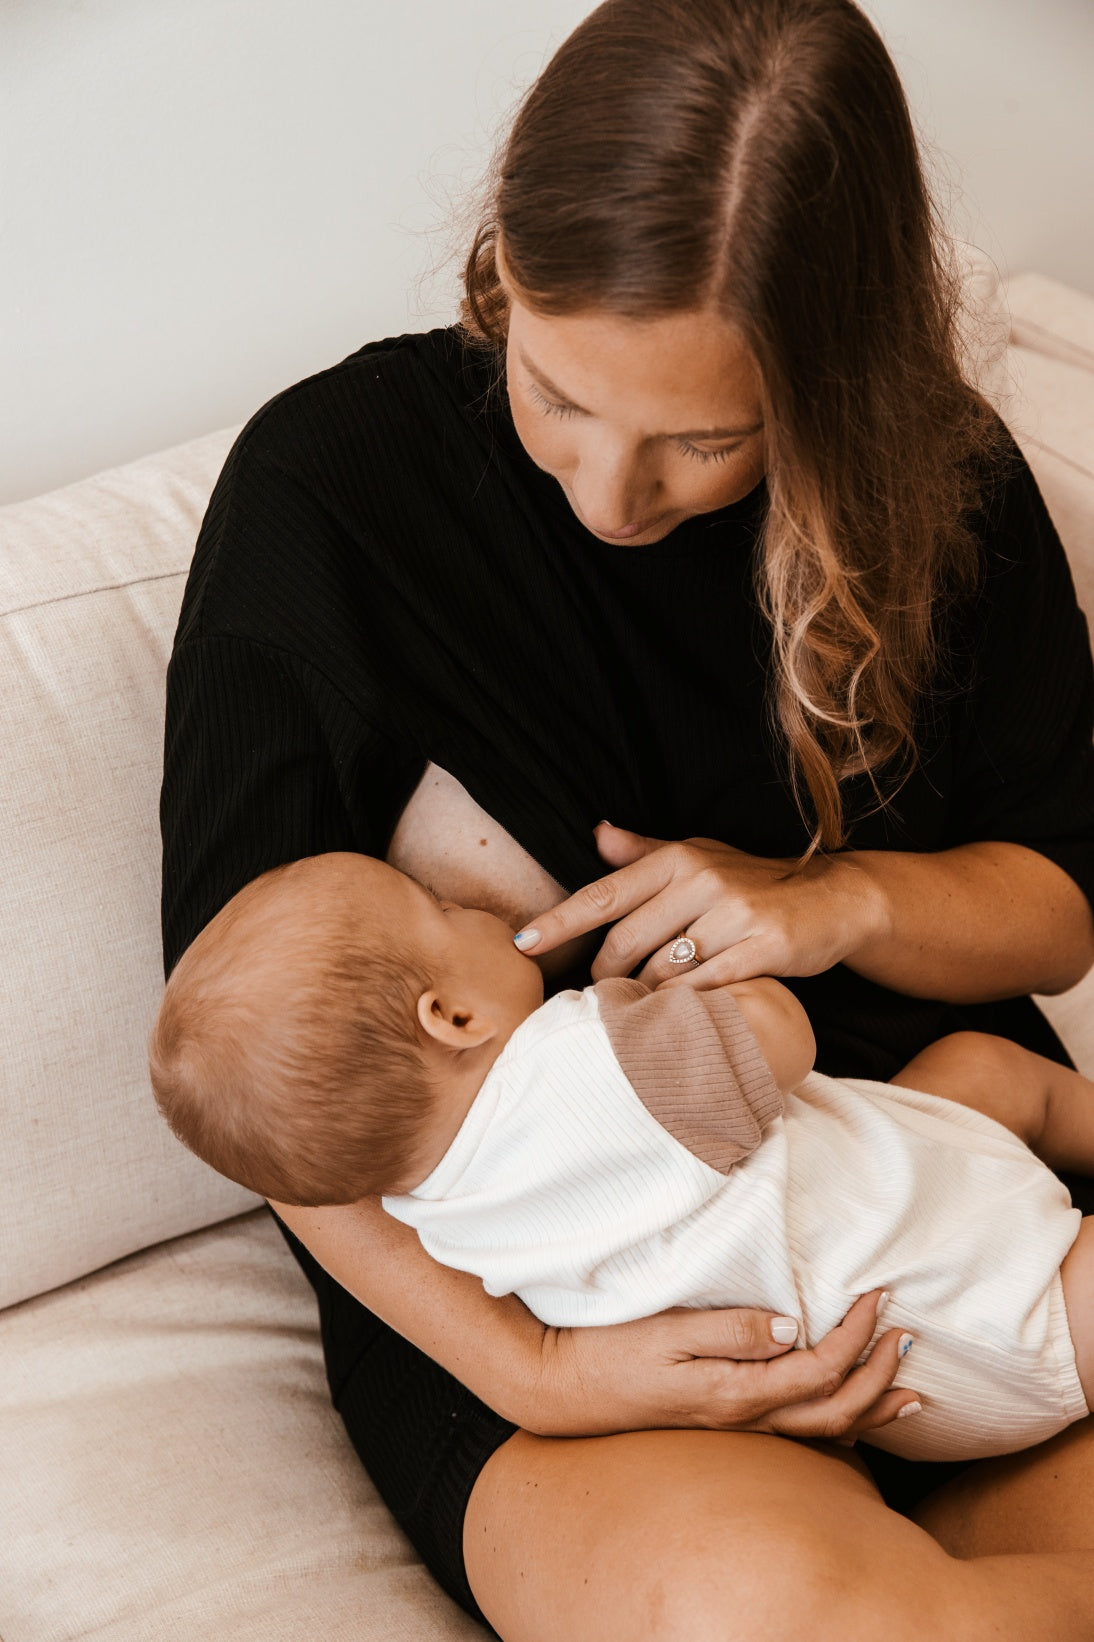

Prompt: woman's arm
[
  {"left": 842, "top": 839, "right": 1094, "bottom": 1000},
  {"left": 270, "top": 1196, "right": 917, "bottom": 1440},
  {"left": 513, "top": 826, "right": 1094, "bottom": 1005}
]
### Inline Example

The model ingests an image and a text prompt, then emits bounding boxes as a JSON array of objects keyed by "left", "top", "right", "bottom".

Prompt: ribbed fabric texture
[
  {"left": 596, "top": 976, "right": 782, "bottom": 1171},
  {"left": 384, "top": 985, "right": 797, "bottom": 1329},
  {"left": 387, "top": 988, "right": 1087, "bottom": 1462}
]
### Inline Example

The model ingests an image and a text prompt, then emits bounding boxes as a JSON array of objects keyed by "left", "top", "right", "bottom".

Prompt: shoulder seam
[{"left": 170, "top": 629, "right": 381, "bottom": 734}]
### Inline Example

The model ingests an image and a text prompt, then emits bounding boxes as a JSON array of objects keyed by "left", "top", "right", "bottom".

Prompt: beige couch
[{"left": 2, "top": 274, "right": 1093, "bottom": 1641}]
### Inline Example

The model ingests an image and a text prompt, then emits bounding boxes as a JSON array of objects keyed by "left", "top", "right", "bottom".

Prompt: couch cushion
[
  {"left": 1004, "top": 345, "right": 1094, "bottom": 627},
  {"left": 958, "top": 244, "right": 1011, "bottom": 407},
  {"left": 999, "top": 286, "right": 1094, "bottom": 1074},
  {"left": 1007, "top": 273, "right": 1094, "bottom": 375},
  {"left": 0, "top": 1209, "right": 486, "bottom": 1640},
  {"left": 0, "top": 430, "right": 260, "bottom": 1310}
]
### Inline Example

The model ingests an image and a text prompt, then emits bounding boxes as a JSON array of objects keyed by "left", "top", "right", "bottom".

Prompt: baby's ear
[{"left": 416, "top": 989, "right": 496, "bottom": 1050}]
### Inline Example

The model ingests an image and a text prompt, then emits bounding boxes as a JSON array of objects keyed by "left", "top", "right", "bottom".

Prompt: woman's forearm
[
  {"left": 271, "top": 1196, "right": 546, "bottom": 1424},
  {"left": 269, "top": 1199, "right": 919, "bottom": 1443},
  {"left": 840, "top": 841, "right": 1094, "bottom": 1002}
]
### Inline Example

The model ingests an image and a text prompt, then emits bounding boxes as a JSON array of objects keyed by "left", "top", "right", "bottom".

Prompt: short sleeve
[
  {"left": 944, "top": 443, "right": 1094, "bottom": 909},
  {"left": 593, "top": 978, "right": 782, "bottom": 1173},
  {"left": 159, "top": 379, "right": 434, "bottom": 976},
  {"left": 160, "top": 634, "right": 417, "bottom": 974}
]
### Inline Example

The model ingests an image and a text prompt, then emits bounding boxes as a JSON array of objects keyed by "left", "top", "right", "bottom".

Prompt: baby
[{"left": 150, "top": 851, "right": 1094, "bottom": 1463}]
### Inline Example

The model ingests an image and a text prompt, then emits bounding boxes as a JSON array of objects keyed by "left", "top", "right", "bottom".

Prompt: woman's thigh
[
  {"left": 915, "top": 1413, "right": 1094, "bottom": 1556},
  {"left": 464, "top": 1428, "right": 987, "bottom": 1642}
]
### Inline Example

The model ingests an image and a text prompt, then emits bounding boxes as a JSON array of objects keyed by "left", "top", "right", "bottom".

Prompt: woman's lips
[
  {"left": 585, "top": 514, "right": 670, "bottom": 541},
  {"left": 595, "top": 521, "right": 647, "bottom": 540},
  {"left": 558, "top": 482, "right": 667, "bottom": 541}
]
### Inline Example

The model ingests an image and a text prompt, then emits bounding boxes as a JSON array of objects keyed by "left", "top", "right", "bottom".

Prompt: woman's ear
[
  {"left": 416, "top": 989, "right": 497, "bottom": 1050},
  {"left": 494, "top": 232, "right": 512, "bottom": 293}
]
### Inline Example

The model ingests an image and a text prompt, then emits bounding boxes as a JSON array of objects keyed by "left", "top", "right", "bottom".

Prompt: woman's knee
[
  {"left": 466, "top": 1430, "right": 949, "bottom": 1642},
  {"left": 655, "top": 1505, "right": 970, "bottom": 1642},
  {"left": 642, "top": 1516, "right": 867, "bottom": 1641}
]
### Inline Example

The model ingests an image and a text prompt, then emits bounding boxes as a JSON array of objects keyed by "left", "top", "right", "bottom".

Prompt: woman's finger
[
  {"left": 840, "top": 1385, "right": 923, "bottom": 1440},
  {"left": 682, "top": 1289, "right": 885, "bottom": 1377},
  {"left": 588, "top": 884, "right": 733, "bottom": 980},
  {"left": 662, "top": 1304, "right": 803, "bottom": 1363},
  {"left": 513, "top": 849, "right": 684, "bottom": 956},
  {"left": 664, "top": 1292, "right": 891, "bottom": 1429},
  {"left": 592, "top": 820, "right": 663, "bottom": 869},
  {"left": 764, "top": 1326, "right": 919, "bottom": 1441},
  {"left": 636, "top": 922, "right": 773, "bottom": 989}
]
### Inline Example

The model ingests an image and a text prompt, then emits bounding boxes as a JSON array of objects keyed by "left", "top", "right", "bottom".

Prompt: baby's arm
[{"left": 718, "top": 976, "right": 816, "bottom": 1096}]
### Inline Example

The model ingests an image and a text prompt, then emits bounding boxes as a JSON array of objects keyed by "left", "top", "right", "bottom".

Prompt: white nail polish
[
  {"left": 513, "top": 929, "right": 540, "bottom": 950},
  {"left": 896, "top": 1400, "right": 923, "bottom": 1419},
  {"left": 771, "top": 1317, "right": 798, "bottom": 1344},
  {"left": 898, "top": 1332, "right": 914, "bottom": 1358}
]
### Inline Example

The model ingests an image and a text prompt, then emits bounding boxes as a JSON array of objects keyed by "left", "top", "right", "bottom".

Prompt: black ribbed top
[{"left": 161, "top": 325, "right": 1094, "bottom": 1080}]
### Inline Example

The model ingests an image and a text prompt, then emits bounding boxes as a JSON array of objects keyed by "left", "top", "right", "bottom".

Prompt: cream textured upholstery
[
  {"left": 1, "top": 269, "right": 1092, "bottom": 1639},
  {"left": 1, "top": 1213, "right": 483, "bottom": 1641},
  {"left": 1, "top": 429, "right": 254, "bottom": 1312}
]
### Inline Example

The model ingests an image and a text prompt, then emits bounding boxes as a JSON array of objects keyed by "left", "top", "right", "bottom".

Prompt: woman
[{"left": 161, "top": 0, "right": 1094, "bottom": 1634}]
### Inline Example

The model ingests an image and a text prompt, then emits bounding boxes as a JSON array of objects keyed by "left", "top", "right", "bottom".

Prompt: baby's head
[{"left": 149, "top": 853, "right": 544, "bottom": 1205}]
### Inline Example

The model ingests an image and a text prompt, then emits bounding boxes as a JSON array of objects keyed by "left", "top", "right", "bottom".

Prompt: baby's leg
[
  {"left": 891, "top": 1032, "right": 1094, "bottom": 1176},
  {"left": 1060, "top": 1219, "right": 1094, "bottom": 1411}
]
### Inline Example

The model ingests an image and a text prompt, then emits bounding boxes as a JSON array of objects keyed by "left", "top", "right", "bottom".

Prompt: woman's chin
[{"left": 576, "top": 508, "right": 680, "bottom": 545}]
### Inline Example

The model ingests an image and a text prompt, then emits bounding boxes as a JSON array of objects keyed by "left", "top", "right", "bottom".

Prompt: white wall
[
  {"left": 865, "top": 0, "right": 1094, "bottom": 294},
  {"left": 2, "top": 0, "right": 1092, "bottom": 506},
  {"left": 0, "top": 0, "right": 592, "bottom": 504}
]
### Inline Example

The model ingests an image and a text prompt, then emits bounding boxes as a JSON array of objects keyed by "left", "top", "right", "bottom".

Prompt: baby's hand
[{"left": 720, "top": 976, "right": 816, "bottom": 1095}]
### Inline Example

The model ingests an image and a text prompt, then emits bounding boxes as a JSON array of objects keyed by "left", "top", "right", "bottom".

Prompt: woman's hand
[
  {"left": 517, "top": 824, "right": 1094, "bottom": 1001},
  {"left": 514, "top": 822, "right": 887, "bottom": 989},
  {"left": 524, "top": 1290, "right": 919, "bottom": 1441}
]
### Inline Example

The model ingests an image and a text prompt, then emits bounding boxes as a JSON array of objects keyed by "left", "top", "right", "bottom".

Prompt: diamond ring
[{"left": 668, "top": 934, "right": 700, "bottom": 966}]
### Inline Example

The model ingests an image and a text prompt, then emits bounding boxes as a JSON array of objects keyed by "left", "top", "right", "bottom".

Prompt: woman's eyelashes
[
  {"left": 527, "top": 380, "right": 579, "bottom": 420},
  {"left": 525, "top": 380, "right": 740, "bottom": 464},
  {"left": 677, "top": 440, "right": 736, "bottom": 464}
]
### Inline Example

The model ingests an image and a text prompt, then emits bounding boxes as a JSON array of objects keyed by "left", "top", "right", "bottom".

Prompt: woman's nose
[{"left": 572, "top": 438, "right": 656, "bottom": 536}]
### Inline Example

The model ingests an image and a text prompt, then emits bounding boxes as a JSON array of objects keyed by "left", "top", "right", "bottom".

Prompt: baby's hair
[{"left": 149, "top": 857, "right": 436, "bottom": 1204}]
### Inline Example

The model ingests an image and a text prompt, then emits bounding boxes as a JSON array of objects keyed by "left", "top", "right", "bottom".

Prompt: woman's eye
[
  {"left": 529, "top": 381, "right": 579, "bottom": 419},
  {"left": 676, "top": 441, "right": 737, "bottom": 464},
  {"left": 525, "top": 378, "right": 741, "bottom": 461}
]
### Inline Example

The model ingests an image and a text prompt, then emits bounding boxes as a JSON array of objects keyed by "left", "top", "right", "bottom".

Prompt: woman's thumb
[{"left": 594, "top": 820, "right": 660, "bottom": 866}]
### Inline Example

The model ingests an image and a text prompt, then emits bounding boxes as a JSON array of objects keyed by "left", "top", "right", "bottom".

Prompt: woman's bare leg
[
  {"left": 463, "top": 1425, "right": 1094, "bottom": 1641},
  {"left": 916, "top": 1412, "right": 1094, "bottom": 1555}
]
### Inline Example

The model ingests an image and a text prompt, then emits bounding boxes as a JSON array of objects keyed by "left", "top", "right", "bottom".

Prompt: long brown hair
[{"left": 462, "top": 0, "right": 1001, "bottom": 850}]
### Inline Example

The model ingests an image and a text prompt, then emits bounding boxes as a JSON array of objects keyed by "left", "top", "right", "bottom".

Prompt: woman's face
[{"left": 505, "top": 297, "right": 766, "bottom": 546}]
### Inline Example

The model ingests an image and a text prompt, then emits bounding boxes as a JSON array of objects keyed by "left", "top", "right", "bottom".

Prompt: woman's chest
[
  {"left": 341, "top": 467, "right": 958, "bottom": 880},
  {"left": 385, "top": 762, "right": 599, "bottom": 983}
]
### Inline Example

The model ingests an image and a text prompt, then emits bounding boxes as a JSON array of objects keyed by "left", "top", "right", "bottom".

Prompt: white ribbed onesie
[{"left": 383, "top": 979, "right": 1088, "bottom": 1461}]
